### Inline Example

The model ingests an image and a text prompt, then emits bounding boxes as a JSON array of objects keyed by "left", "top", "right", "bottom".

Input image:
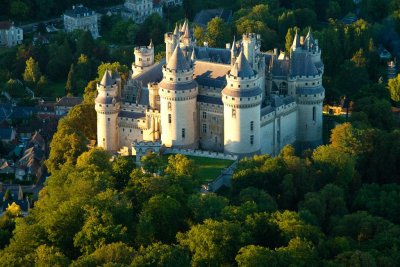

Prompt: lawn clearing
[{"left": 163, "top": 154, "right": 234, "bottom": 184}]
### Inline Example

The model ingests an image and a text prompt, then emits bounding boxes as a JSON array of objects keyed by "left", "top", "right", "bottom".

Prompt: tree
[
  {"left": 23, "top": 57, "right": 41, "bottom": 86},
  {"left": 312, "top": 145, "right": 355, "bottom": 188},
  {"left": 76, "top": 148, "right": 112, "bottom": 171},
  {"left": 388, "top": 74, "right": 400, "bottom": 103},
  {"left": 136, "top": 194, "right": 184, "bottom": 244},
  {"left": 177, "top": 219, "right": 249, "bottom": 266},
  {"left": 73, "top": 242, "right": 134, "bottom": 266},
  {"left": 35, "top": 245, "right": 70, "bottom": 267},
  {"left": 330, "top": 123, "right": 362, "bottom": 156},
  {"left": 131, "top": 243, "right": 190, "bottom": 267},
  {"left": 141, "top": 152, "right": 164, "bottom": 174},
  {"left": 206, "top": 17, "right": 231, "bottom": 48},
  {"left": 65, "top": 64, "right": 77, "bottom": 96},
  {"left": 112, "top": 156, "right": 136, "bottom": 190},
  {"left": 236, "top": 245, "right": 278, "bottom": 267},
  {"left": 187, "top": 193, "right": 228, "bottom": 223},
  {"left": 164, "top": 154, "right": 197, "bottom": 179}
]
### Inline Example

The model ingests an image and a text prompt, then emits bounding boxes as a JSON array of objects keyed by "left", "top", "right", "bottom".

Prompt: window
[
  {"left": 182, "top": 128, "right": 185, "bottom": 138},
  {"left": 202, "top": 124, "right": 207, "bottom": 133},
  {"left": 312, "top": 106, "right": 316, "bottom": 121},
  {"left": 232, "top": 108, "right": 236, "bottom": 118},
  {"left": 107, "top": 118, "right": 110, "bottom": 122},
  {"left": 202, "top": 111, "right": 207, "bottom": 119},
  {"left": 250, "top": 121, "right": 254, "bottom": 131},
  {"left": 279, "top": 82, "right": 288, "bottom": 95},
  {"left": 168, "top": 102, "right": 171, "bottom": 110},
  {"left": 168, "top": 114, "right": 171, "bottom": 123},
  {"left": 250, "top": 135, "right": 254, "bottom": 145}
]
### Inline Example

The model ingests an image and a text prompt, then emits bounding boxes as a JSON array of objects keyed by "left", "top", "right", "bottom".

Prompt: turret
[
  {"left": 242, "top": 33, "right": 257, "bottom": 68},
  {"left": 95, "top": 70, "right": 121, "bottom": 152},
  {"left": 165, "top": 25, "right": 179, "bottom": 63},
  {"left": 291, "top": 30, "right": 301, "bottom": 53},
  {"left": 230, "top": 36, "right": 236, "bottom": 67},
  {"left": 158, "top": 45, "right": 198, "bottom": 148},
  {"left": 132, "top": 40, "right": 155, "bottom": 77},
  {"left": 222, "top": 51, "right": 262, "bottom": 156}
]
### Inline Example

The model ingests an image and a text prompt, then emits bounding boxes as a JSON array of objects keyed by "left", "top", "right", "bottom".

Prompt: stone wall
[{"left": 164, "top": 148, "right": 238, "bottom": 161}]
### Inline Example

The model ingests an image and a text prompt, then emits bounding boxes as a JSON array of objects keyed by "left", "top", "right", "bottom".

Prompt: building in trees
[
  {"left": 63, "top": 4, "right": 100, "bottom": 39},
  {"left": 122, "top": 0, "right": 162, "bottom": 24},
  {"left": 96, "top": 22, "right": 325, "bottom": 156},
  {"left": 0, "top": 21, "right": 23, "bottom": 47}
]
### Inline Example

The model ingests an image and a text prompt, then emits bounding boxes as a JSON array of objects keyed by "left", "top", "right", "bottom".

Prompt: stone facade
[
  {"left": 64, "top": 4, "right": 99, "bottom": 39},
  {"left": 96, "top": 22, "right": 324, "bottom": 157},
  {"left": 122, "top": 0, "right": 163, "bottom": 24},
  {"left": 0, "top": 21, "right": 23, "bottom": 47}
]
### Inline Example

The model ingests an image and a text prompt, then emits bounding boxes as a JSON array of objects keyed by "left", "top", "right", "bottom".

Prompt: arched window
[
  {"left": 167, "top": 102, "right": 171, "bottom": 110},
  {"left": 279, "top": 82, "right": 288, "bottom": 95}
]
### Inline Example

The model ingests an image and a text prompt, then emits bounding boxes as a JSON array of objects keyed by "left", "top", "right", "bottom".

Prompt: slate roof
[
  {"left": 158, "top": 80, "right": 198, "bottom": 91},
  {"left": 193, "top": 61, "right": 230, "bottom": 89},
  {"left": 194, "top": 47, "right": 231, "bottom": 64},
  {"left": 119, "top": 111, "right": 145, "bottom": 119},
  {"left": 55, "top": 97, "right": 82, "bottom": 107},
  {"left": 230, "top": 51, "right": 254, "bottom": 78},
  {"left": 197, "top": 95, "right": 223, "bottom": 105},
  {"left": 100, "top": 70, "right": 114, "bottom": 87},
  {"left": 290, "top": 53, "right": 319, "bottom": 77},
  {"left": 296, "top": 86, "right": 324, "bottom": 95},
  {"left": 65, "top": 5, "right": 95, "bottom": 18},
  {"left": 166, "top": 45, "right": 191, "bottom": 71}
]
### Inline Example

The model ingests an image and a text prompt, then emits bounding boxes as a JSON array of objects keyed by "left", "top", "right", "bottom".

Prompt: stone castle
[{"left": 95, "top": 20, "right": 324, "bottom": 157}]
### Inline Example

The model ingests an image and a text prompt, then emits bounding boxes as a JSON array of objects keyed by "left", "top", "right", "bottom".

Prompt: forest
[{"left": 0, "top": 0, "right": 400, "bottom": 266}]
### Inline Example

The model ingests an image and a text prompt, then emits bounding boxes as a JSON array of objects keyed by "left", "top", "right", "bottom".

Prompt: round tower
[
  {"left": 165, "top": 25, "right": 179, "bottom": 63},
  {"left": 222, "top": 51, "right": 262, "bottom": 156},
  {"left": 158, "top": 45, "right": 198, "bottom": 148},
  {"left": 242, "top": 33, "right": 257, "bottom": 68},
  {"left": 132, "top": 40, "right": 154, "bottom": 77},
  {"left": 95, "top": 70, "right": 120, "bottom": 152}
]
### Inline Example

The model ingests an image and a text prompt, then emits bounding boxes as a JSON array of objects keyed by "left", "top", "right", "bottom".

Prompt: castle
[{"left": 95, "top": 20, "right": 324, "bottom": 157}]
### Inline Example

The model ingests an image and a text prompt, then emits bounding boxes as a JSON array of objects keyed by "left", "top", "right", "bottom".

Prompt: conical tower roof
[
  {"left": 305, "top": 28, "right": 315, "bottom": 46},
  {"left": 230, "top": 50, "right": 254, "bottom": 78},
  {"left": 173, "top": 24, "right": 179, "bottom": 36},
  {"left": 166, "top": 45, "right": 191, "bottom": 71},
  {"left": 291, "top": 30, "right": 301, "bottom": 50},
  {"left": 100, "top": 69, "right": 114, "bottom": 87},
  {"left": 191, "top": 49, "right": 196, "bottom": 61}
]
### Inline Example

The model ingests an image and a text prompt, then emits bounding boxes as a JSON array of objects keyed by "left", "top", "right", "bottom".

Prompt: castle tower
[
  {"left": 132, "top": 40, "right": 154, "bottom": 77},
  {"left": 180, "top": 18, "right": 192, "bottom": 47},
  {"left": 158, "top": 45, "right": 198, "bottom": 148},
  {"left": 290, "top": 31, "right": 325, "bottom": 149},
  {"left": 165, "top": 25, "right": 179, "bottom": 63},
  {"left": 95, "top": 70, "right": 120, "bottom": 152},
  {"left": 230, "top": 37, "right": 236, "bottom": 67},
  {"left": 222, "top": 51, "right": 262, "bottom": 156},
  {"left": 242, "top": 33, "right": 257, "bottom": 68}
]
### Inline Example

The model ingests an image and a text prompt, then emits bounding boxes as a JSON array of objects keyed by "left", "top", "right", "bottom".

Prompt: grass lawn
[
  {"left": 40, "top": 81, "right": 66, "bottom": 98},
  {"left": 163, "top": 154, "right": 234, "bottom": 184}
]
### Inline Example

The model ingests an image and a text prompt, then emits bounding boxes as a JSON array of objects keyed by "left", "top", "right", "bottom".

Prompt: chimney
[{"left": 300, "top": 36, "right": 304, "bottom": 45}]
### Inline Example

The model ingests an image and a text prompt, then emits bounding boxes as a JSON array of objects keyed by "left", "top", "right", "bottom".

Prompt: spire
[
  {"left": 166, "top": 45, "right": 191, "bottom": 71},
  {"left": 230, "top": 50, "right": 254, "bottom": 78},
  {"left": 291, "top": 29, "right": 301, "bottom": 51},
  {"left": 149, "top": 39, "right": 153, "bottom": 48},
  {"left": 231, "top": 36, "right": 236, "bottom": 53},
  {"left": 191, "top": 49, "right": 196, "bottom": 62},
  {"left": 180, "top": 19, "right": 188, "bottom": 32},
  {"left": 183, "top": 20, "right": 190, "bottom": 39},
  {"left": 100, "top": 69, "right": 113, "bottom": 87},
  {"left": 305, "top": 27, "right": 315, "bottom": 48},
  {"left": 173, "top": 24, "right": 179, "bottom": 36}
]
